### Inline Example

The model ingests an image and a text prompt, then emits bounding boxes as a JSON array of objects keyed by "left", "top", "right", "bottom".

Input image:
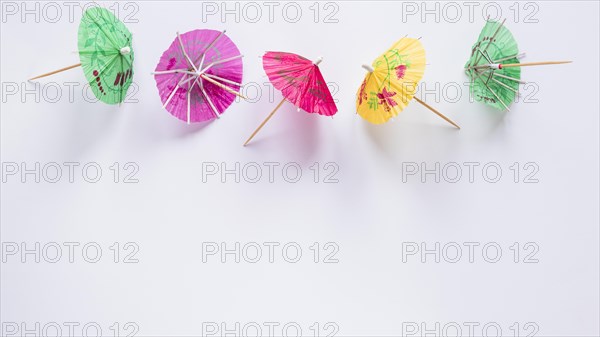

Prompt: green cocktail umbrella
[
  {"left": 464, "top": 19, "right": 570, "bottom": 111},
  {"left": 29, "top": 7, "right": 134, "bottom": 105}
]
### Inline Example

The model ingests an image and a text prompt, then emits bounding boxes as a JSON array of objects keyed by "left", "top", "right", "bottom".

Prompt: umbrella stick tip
[{"left": 362, "top": 64, "right": 374, "bottom": 72}]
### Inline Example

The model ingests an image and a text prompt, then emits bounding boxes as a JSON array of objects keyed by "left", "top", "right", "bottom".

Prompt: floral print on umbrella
[
  {"left": 377, "top": 87, "right": 397, "bottom": 112},
  {"left": 395, "top": 64, "right": 407, "bottom": 79},
  {"left": 366, "top": 87, "right": 398, "bottom": 112},
  {"left": 358, "top": 79, "right": 368, "bottom": 105}
]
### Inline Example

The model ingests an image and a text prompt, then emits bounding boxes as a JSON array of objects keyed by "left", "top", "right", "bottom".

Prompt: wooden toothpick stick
[
  {"left": 412, "top": 96, "right": 460, "bottom": 129},
  {"left": 499, "top": 61, "right": 572, "bottom": 68},
  {"left": 29, "top": 63, "right": 81, "bottom": 81},
  {"left": 244, "top": 98, "right": 287, "bottom": 146},
  {"left": 471, "top": 60, "right": 571, "bottom": 70}
]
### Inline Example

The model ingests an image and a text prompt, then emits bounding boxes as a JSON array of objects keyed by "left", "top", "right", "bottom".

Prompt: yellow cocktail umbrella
[{"left": 357, "top": 37, "right": 459, "bottom": 128}]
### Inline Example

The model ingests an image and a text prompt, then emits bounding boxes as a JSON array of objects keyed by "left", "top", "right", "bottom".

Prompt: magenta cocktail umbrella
[
  {"left": 152, "top": 29, "right": 245, "bottom": 123},
  {"left": 243, "top": 51, "right": 337, "bottom": 146}
]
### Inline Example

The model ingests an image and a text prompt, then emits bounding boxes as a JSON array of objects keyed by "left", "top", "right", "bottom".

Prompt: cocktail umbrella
[
  {"left": 243, "top": 51, "right": 337, "bottom": 146},
  {"left": 464, "top": 19, "right": 571, "bottom": 111},
  {"left": 152, "top": 30, "right": 245, "bottom": 123},
  {"left": 357, "top": 37, "right": 459, "bottom": 128},
  {"left": 29, "top": 7, "right": 134, "bottom": 104}
]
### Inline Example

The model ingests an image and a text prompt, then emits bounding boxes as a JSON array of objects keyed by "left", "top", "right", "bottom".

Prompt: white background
[{"left": 1, "top": 1, "right": 599, "bottom": 336}]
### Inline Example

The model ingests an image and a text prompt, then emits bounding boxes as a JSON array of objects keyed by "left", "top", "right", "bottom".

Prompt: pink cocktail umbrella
[
  {"left": 243, "top": 51, "right": 337, "bottom": 146},
  {"left": 153, "top": 29, "right": 245, "bottom": 124}
]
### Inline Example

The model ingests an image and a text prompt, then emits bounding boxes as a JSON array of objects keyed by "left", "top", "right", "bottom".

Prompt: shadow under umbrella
[
  {"left": 362, "top": 114, "right": 460, "bottom": 162},
  {"left": 245, "top": 99, "right": 321, "bottom": 163}
]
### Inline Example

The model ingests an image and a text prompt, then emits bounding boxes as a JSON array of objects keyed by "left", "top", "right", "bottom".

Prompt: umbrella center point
[{"left": 120, "top": 46, "right": 131, "bottom": 55}]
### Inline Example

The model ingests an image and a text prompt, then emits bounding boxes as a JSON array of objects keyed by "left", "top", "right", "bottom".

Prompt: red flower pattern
[
  {"left": 395, "top": 64, "right": 407, "bottom": 79},
  {"left": 377, "top": 88, "right": 397, "bottom": 112},
  {"left": 358, "top": 79, "right": 368, "bottom": 105}
]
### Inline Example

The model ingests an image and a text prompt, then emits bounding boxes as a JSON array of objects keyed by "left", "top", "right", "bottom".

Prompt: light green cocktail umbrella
[
  {"left": 30, "top": 7, "right": 134, "bottom": 105},
  {"left": 465, "top": 19, "right": 570, "bottom": 111}
]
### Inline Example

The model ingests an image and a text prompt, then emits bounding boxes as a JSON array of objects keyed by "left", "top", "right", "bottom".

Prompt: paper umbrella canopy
[
  {"left": 357, "top": 37, "right": 459, "bottom": 128},
  {"left": 244, "top": 51, "right": 338, "bottom": 146},
  {"left": 30, "top": 7, "right": 134, "bottom": 105},
  {"left": 153, "top": 29, "right": 245, "bottom": 123},
  {"left": 464, "top": 19, "right": 571, "bottom": 111}
]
